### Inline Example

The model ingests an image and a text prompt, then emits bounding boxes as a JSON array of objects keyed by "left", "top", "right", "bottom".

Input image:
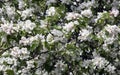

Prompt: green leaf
[
  {"left": 30, "top": 40, "right": 39, "bottom": 51},
  {"left": 6, "top": 70, "right": 14, "bottom": 75},
  {"left": 66, "top": 43, "right": 77, "bottom": 51}
]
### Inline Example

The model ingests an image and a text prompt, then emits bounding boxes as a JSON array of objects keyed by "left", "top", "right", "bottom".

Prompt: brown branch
[{"left": 0, "top": 46, "right": 13, "bottom": 55}]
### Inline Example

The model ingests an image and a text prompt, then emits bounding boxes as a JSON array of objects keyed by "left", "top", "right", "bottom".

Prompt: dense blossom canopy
[{"left": 0, "top": 0, "right": 120, "bottom": 75}]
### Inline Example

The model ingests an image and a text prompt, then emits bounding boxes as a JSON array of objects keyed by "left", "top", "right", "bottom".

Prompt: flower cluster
[{"left": 0, "top": 0, "right": 120, "bottom": 75}]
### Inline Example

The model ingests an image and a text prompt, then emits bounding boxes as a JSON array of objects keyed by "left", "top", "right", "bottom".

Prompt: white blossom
[
  {"left": 54, "top": 60, "right": 66, "bottom": 72},
  {"left": 20, "top": 8, "right": 34, "bottom": 19},
  {"left": 63, "top": 22, "right": 75, "bottom": 32},
  {"left": 65, "top": 12, "right": 81, "bottom": 20},
  {"left": 10, "top": 47, "right": 30, "bottom": 60},
  {"left": 19, "top": 34, "right": 40, "bottom": 46},
  {"left": 46, "top": 33, "right": 54, "bottom": 44},
  {"left": 79, "top": 1, "right": 95, "bottom": 9},
  {"left": 104, "top": 37, "right": 116, "bottom": 45},
  {"left": 18, "top": 0, "right": 26, "bottom": 9},
  {"left": 26, "top": 60, "right": 35, "bottom": 69},
  {"left": 5, "top": 6, "right": 15, "bottom": 18},
  {"left": 0, "top": 0, "right": 119, "bottom": 75},
  {"left": 46, "top": 0, "right": 57, "bottom": 5},
  {"left": 0, "top": 22, "right": 18, "bottom": 34},
  {"left": 51, "top": 29, "right": 63, "bottom": 37},
  {"left": 35, "top": 69, "right": 48, "bottom": 75},
  {"left": 110, "top": 7, "right": 119, "bottom": 17},
  {"left": 94, "top": 12, "right": 103, "bottom": 23},
  {"left": 40, "top": 20, "right": 48, "bottom": 28},
  {"left": 19, "top": 36, "right": 30, "bottom": 46},
  {"left": 46, "top": 7, "right": 56, "bottom": 16},
  {"left": 81, "top": 9, "right": 92, "bottom": 18},
  {"left": 92, "top": 56, "right": 109, "bottom": 69},
  {"left": 78, "top": 28, "right": 92, "bottom": 41},
  {"left": 105, "top": 25, "right": 120, "bottom": 35},
  {"left": 105, "top": 64, "right": 116, "bottom": 73},
  {"left": 0, "top": 65, "right": 6, "bottom": 71},
  {"left": 18, "top": 20, "right": 36, "bottom": 33}
]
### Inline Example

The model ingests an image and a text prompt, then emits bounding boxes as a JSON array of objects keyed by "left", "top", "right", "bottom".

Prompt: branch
[{"left": 0, "top": 46, "right": 13, "bottom": 55}]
